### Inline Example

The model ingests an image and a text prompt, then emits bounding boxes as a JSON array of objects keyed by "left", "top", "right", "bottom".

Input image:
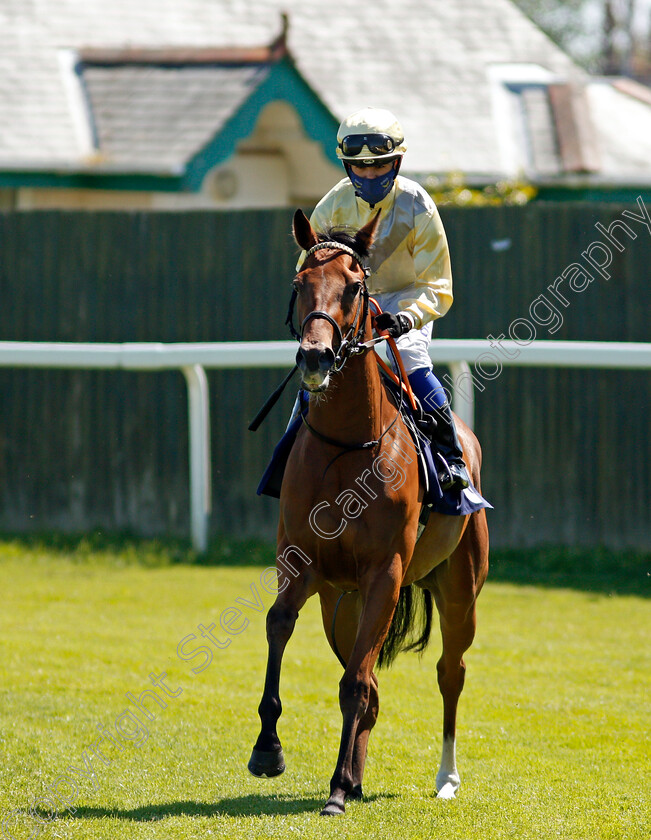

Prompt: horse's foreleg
[
  {"left": 349, "top": 671, "right": 379, "bottom": 800},
  {"left": 321, "top": 563, "right": 401, "bottom": 816},
  {"left": 318, "top": 589, "right": 378, "bottom": 801},
  {"left": 248, "top": 570, "right": 313, "bottom": 778}
]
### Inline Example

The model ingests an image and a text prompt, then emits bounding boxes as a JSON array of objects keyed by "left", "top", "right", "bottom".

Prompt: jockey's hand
[{"left": 374, "top": 311, "right": 414, "bottom": 338}]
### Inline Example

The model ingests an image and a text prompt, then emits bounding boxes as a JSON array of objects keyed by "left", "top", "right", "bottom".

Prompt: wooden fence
[{"left": 0, "top": 204, "right": 649, "bottom": 549}]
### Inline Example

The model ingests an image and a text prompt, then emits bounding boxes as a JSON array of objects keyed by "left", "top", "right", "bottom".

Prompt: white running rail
[{"left": 1, "top": 339, "right": 650, "bottom": 551}]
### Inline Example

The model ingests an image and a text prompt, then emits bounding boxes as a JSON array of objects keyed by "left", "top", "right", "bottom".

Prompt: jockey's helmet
[{"left": 336, "top": 107, "right": 407, "bottom": 166}]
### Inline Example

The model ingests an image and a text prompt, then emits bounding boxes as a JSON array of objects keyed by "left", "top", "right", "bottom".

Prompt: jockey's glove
[{"left": 374, "top": 311, "right": 415, "bottom": 338}]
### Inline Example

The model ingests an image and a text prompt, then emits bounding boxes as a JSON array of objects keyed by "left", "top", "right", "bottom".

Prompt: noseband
[{"left": 286, "top": 241, "right": 371, "bottom": 373}]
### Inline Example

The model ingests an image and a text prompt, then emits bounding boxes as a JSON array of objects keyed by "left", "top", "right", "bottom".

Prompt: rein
[{"left": 298, "top": 391, "right": 386, "bottom": 452}]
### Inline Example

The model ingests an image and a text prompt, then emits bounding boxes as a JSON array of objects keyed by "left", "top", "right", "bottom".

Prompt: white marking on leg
[{"left": 436, "top": 735, "right": 460, "bottom": 799}]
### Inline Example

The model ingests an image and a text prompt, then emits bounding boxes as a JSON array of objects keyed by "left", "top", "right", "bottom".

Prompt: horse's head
[{"left": 291, "top": 209, "right": 380, "bottom": 393}]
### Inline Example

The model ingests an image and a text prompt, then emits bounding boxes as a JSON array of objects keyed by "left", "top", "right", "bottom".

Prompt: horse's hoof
[
  {"left": 347, "top": 785, "right": 363, "bottom": 800},
  {"left": 436, "top": 782, "right": 457, "bottom": 800},
  {"left": 320, "top": 796, "right": 346, "bottom": 816},
  {"left": 247, "top": 747, "right": 285, "bottom": 778}
]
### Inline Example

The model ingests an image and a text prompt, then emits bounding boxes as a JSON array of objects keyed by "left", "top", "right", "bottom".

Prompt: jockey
[{"left": 299, "top": 106, "right": 469, "bottom": 491}]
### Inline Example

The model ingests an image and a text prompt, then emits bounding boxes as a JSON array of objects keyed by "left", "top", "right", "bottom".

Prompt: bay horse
[{"left": 248, "top": 209, "right": 489, "bottom": 815}]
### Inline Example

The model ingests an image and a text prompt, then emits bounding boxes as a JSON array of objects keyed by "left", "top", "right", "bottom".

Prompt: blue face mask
[{"left": 346, "top": 163, "right": 398, "bottom": 206}]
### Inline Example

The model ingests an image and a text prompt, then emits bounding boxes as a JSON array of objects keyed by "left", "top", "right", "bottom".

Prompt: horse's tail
[{"left": 377, "top": 585, "right": 433, "bottom": 669}]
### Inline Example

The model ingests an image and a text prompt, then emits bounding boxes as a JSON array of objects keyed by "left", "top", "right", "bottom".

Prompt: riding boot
[
  {"left": 430, "top": 400, "right": 470, "bottom": 491},
  {"left": 407, "top": 367, "right": 470, "bottom": 492}
]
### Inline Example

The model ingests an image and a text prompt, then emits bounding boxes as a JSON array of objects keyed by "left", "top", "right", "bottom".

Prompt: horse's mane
[{"left": 316, "top": 225, "right": 371, "bottom": 260}]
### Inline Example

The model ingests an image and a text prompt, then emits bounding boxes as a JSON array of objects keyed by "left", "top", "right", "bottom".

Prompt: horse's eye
[
  {"left": 292, "top": 280, "right": 302, "bottom": 293},
  {"left": 347, "top": 282, "right": 361, "bottom": 297}
]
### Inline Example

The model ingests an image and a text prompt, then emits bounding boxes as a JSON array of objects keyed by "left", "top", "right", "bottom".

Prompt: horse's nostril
[
  {"left": 297, "top": 345, "right": 334, "bottom": 375},
  {"left": 319, "top": 347, "right": 335, "bottom": 371},
  {"left": 297, "top": 346, "right": 322, "bottom": 373}
]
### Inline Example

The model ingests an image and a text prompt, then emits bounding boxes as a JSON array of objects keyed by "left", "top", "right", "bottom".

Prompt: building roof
[
  {"left": 75, "top": 41, "right": 341, "bottom": 189},
  {"left": 83, "top": 60, "right": 270, "bottom": 170},
  {"left": 1, "top": 0, "right": 650, "bottom": 189},
  {"left": 0, "top": 34, "right": 340, "bottom": 193}
]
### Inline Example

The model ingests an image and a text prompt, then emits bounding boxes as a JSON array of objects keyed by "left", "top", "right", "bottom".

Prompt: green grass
[{"left": 0, "top": 536, "right": 649, "bottom": 840}]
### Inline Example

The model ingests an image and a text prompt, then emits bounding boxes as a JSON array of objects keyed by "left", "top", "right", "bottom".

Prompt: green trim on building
[
  {"left": 534, "top": 186, "right": 651, "bottom": 203},
  {"left": 0, "top": 171, "right": 181, "bottom": 191},
  {"left": 183, "top": 56, "right": 340, "bottom": 191}
]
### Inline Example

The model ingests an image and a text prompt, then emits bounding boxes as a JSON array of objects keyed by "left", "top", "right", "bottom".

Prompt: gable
[
  {"left": 183, "top": 56, "right": 340, "bottom": 191},
  {"left": 1, "top": 50, "right": 340, "bottom": 194}
]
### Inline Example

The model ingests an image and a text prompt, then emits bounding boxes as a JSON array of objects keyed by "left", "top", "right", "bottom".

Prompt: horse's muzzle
[{"left": 296, "top": 344, "right": 336, "bottom": 391}]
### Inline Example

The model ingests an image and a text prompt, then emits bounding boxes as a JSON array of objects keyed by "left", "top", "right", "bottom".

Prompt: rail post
[{"left": 182, "top": 364, "right": 212, "bottom": 552}]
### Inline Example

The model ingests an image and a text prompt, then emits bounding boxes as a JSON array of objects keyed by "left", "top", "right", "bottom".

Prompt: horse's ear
[
  {"left": 293, "top": 209, "right": 318, "bottom": 251},
  {"left": 354, "top": 209, "right": 381, "bottom": 255}
]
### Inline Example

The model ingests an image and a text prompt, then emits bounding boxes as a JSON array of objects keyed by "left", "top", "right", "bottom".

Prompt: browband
[{"left": 304, "top": 241, "right": 370, "bottom": 276}]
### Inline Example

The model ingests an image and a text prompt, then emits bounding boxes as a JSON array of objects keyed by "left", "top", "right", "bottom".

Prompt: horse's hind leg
[
  {"left": 428, "top": 510, "right": 488, "bottom": 799},
  {"left": 248, "top": 550, "right": 315, "bottom": 778}
]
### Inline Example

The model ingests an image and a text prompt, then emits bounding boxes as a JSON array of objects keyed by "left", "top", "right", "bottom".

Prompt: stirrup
[{"left": 435, "top": 453, "right": 469, "bottom": 491}]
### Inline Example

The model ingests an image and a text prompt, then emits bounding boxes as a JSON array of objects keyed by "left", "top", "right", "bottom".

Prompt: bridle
[
  {"left": 248, "top": 239, "right": 379, "bottom": 435},
  {"left": 286, "top": 241, "right": 376, "bottom": 373},
  {"left": 285, "top": 240, "right": 405, "bottom": 456}
]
